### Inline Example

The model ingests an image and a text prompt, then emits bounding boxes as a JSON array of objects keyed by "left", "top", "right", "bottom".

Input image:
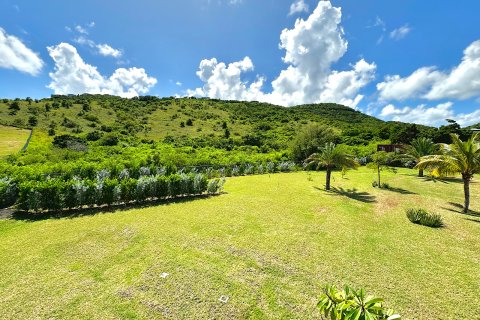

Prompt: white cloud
[
  {"left": 188, "top": 1, "right": 376, "bottom": 108},
  {"left": 379, "top": 101, "right": 480, "bottom": 127},
  {"left": 0, "top": 27, "right": 44, "bottom": 75},
  {"left": 187, "top": 56, "right": 266, "bottom": 101},
  {"left": 389, "top": 24, "right": 411, "bottom": 40},
  {"left": 377, "top": 67, "right": 444, "bottom": 101},
  {"left": 96, "top": 43, "right": 122, "bottom": 58},
  {"left": 377, "top": 40, "right": 480, "bottom": 101},
  {"left": 75, "top": 25, "right": 88, "bottom": 35},
  {"left": 47, "top": 43, "right": 156, "bottom": 98},
  {"left": 176, "top": 81, "right": 182, "bottom": 86},
  {"left": 289, "top": 0, "right": 309, "bottom": 16}
]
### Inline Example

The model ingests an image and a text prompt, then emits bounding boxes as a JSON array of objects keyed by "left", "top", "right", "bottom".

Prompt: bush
[
  {"left": 0, "top": 178, "right": 17, "bottom": 208},
  {"left": 381, "top": 182, "right": 390, "bottom": 189},
  {"left": 406, "top": 208, "right": 444, "bottom": 228},
  {"left": 318, "top": 284, "right": 400, "bottom": 320},
  {"left": 372, "top": 180, "right": 379, "bottom": 188}
]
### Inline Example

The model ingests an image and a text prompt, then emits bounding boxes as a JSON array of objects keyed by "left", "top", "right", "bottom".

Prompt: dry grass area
[
  {"left": 0, "top": 125, "right": 31, "bottom": 157},
  {"left": 0, "top": 168, "right": 479, "bottom": 319}
]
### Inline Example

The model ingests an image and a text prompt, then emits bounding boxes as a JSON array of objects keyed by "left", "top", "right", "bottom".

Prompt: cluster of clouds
[
  {"left": 376, "top": 40, "right": 480, "bottom": 126},
  {"left": 188, "top": 1, "right": 376, "bottom": 109},
  {"left": 0, "top": 23, "right": 156, "bottom": 98},
  {"left": 47, "top": 43, "right": 156, "bottom": 98},
  {"left": 2, "top": 0, "right": 480, "bottom": 127}
]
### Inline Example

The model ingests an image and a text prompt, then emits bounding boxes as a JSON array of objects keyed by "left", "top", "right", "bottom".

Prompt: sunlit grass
[
  {"left": 0, "top": 168, "right": 479, "bottom": 319},
  {"left": 0, "top": 125, "right": 31, "bottom": 157}
]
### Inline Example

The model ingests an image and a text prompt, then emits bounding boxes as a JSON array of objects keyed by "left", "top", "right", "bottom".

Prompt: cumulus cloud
[
  {"left": 47, "top": 43, "right": 156, "bottom": 98},
  {"left": 289, "top": 0, "right": 309, "bottom": 16},
  {"left": 389, "top": 24, "right": 411, "bottom": 40},
  {"left": 377, "top": 40, "right": 480, "bottom": 101},
  {"left": 187, "top": 57, "right": 265, "bottom": 101},
  {"left": 0, "top": 27, "right": 44, "bottom": 75},
  {"left": 188, "top": 1, "right": 376, "bottom": 108},
  {"left": 379, "top": 101, "right": 480, "bottom": 127},
  {"left": 96, "top": 43, "right": 122, "bottom": 58}
]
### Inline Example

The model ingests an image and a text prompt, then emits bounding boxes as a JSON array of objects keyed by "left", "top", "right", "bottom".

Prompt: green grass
[
  {"left": 0, "top": 125, "right": 31, "bottom": 157},
  {"left": 0, "top": 168, "right": 479, "bottom": 319}
]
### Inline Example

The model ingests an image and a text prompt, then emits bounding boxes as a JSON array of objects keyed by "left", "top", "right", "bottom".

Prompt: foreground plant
[
  {"left": 416, "top": 133, "right": 480, "bottom": 213},
  {"left": 318, "top": 285, "right": 400, "bottom": 320},
  {"left": 406, "top": 208, "right": 444, "bottom": 228},
  {"left": 306, "top": 143, "right": 358, "bottom": 190}
]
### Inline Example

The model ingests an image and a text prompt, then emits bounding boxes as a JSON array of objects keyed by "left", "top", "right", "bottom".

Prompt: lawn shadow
[
  {"left": 383, "top": 187, "right": 417, "bottom": 195},
  {"left": 441, "top": 202, "right": 480, "bottom": 217},
  {"left": 315, "top": 186, "right": 376, "bottom": 203},
  {"left": 10, "top": 193, "right": 223, "bottom": 222}
]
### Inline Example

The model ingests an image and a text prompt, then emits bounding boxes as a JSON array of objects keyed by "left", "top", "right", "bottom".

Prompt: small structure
[{"left": 377, "top": 144, "right": 404, "bottom": 153}]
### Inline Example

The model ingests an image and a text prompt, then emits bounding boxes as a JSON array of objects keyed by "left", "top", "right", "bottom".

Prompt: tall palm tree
[
  {"left": 306, "top": 143, "right": 359, "bottom": 190},
  {"left": 403, "top": 137, "right": 439, "bottom": 177},
  {"left": 416, "top": 133, "right": 480, "bottom": 213}
]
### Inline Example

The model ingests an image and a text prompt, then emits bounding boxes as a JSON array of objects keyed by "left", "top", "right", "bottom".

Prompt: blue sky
[{"left": 1, "top": 0, "right": 480, "bottom": 126}]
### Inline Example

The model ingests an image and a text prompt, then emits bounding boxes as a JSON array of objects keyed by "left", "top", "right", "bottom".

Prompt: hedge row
[
  {"left": 12, "top": 173, "right": 224, "bottom": 212},
  {"left": 1, "top": 161, "right": 297, "bottom": 183}
]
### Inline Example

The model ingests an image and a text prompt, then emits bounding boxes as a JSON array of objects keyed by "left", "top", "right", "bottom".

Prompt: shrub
[
  {"left": 318, "top": 284, "right": 400, "bottom": 320},
  {"left": 372, "top": 180, "right": 379, "bottom": 188},
  {"left": 207, "top": 178, "right": 225, "bottom": 194},
  {"left": 381, "top": 182, "right": 390, "bottom": 189},
  {"left": 0, "top": 178, "right": 17, "bottom": 208},
  {"left": 406, "top": 208, "right": 444, "bottom": 228},
  {"left": 278, "top": 161, "right": 295, "bottom": 172}
]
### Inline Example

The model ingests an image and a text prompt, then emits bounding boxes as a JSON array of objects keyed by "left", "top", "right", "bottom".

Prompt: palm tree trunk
[
  {"left": 418, "top": 169, "right": 424, "bottom": 177},
  {"left": 463, "top": 175, "right": 470, "bottom": 213},
  {"left": 325, "top": 167, "right": 331, "bottom": 190},
  {"left": 377, "top": 165, "right": 381, "bottom": 186}
]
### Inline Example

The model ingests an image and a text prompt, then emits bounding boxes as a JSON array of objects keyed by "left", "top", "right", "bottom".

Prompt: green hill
[{"left": 0, "top": 95, "right": 434, "bottom": 152}]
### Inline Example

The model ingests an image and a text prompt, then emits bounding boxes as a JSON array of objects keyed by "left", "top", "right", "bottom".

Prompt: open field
[
  {"left": 0, "top": 125, "right": 31, "bottom": 157},
  {"left": 0, "top": 168, "right": 479, "bottom": 319}
]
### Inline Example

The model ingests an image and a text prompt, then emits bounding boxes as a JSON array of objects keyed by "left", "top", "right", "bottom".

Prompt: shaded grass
[
  {"left": 0, "top": 168, "right": 479, "bottom": 319},
  {"left": 0, "top": 125, "right": 31, "bottom": 156}
]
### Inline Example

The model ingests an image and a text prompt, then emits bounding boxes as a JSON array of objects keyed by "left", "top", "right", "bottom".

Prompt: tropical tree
[
  {"left": 403, "top": 137, "right": 439, "bottom": 177},
  {"left": 367, "top": 151, "right": 397, "bottom": 187},
  {"left": 291, "top": 123, "right": 338, "bottom": 162},
  {"left": 416, "top": 133, "right": 480, "bottom": 213},
  {"left": 305, "top": 142, "right": 358, "bottom": 190}
]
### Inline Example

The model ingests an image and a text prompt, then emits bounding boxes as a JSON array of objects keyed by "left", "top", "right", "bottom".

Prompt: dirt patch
[{"left": 0, "top": 208, "right": 13, "bottom": 220}]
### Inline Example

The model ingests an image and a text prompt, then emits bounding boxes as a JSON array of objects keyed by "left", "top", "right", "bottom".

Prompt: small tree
[
  {"left": 291, "top": 123, "right": 337, "bottom": 162},
  {"left": 305, "top": 143, "right": 358, "bottom": 190},
  {"left": 403, "top": 137, "right": 438, "bottom": 177},
  {"left": 368, "top": 151, "right": 396, "bottom": 187},
  {"left": 416, "top": 133, "right": 480, "bottom": 213}
]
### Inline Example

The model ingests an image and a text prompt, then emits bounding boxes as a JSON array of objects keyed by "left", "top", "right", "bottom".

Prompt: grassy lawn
[
  {"left": 0, "top": 125, "right": 31, "bottom": 157},
  {"left": 0, "top": 168, "right": 479, "bottom": 319}
]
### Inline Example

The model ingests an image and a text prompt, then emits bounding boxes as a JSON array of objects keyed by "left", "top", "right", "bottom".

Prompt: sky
[{"left": 1, "top": 0, "right": 480, "bottom": 127}]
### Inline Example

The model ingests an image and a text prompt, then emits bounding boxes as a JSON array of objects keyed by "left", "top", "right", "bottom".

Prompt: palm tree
[
  {"left": 306, "top": 142, "right": 359, "bottom": 190},
  {"left": 403, "top": 137, "right": 439, "bottom": 177},
  {"left": 416, "top": 133, "right": 480, "bottom": 213}
]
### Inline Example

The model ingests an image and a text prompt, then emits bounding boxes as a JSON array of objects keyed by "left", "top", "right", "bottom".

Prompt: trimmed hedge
[{"left": 15, "top": 173, "right": 223, "bottom": 212}]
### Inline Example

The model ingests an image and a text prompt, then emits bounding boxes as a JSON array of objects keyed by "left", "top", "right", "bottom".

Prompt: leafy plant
[
  {"left": 416, "top": 133, "right": 480, "bottom": 213},
  {"left": 305, "top": 143, "right": 358, "bottom": 190},
  {"left": 317, "top": 284, "right": 400, "bottom": 320},
  {"left": 406, "top": 208, "right": 444, "bottom": 228}
]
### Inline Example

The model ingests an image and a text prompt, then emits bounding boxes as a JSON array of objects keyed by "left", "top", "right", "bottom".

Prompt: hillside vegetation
[{"left": 0, "top": 95, "right": 434, "bottom": 154}]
